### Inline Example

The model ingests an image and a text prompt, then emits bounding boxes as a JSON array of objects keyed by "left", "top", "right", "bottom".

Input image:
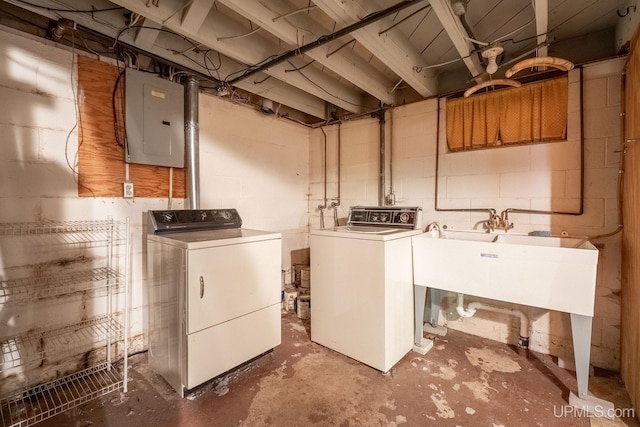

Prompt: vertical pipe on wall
[
  {"left": 318, "top": 127, "right": 328, "bottom": 228},
  {"left": 185, "top": 75, "right": 200, "bottom": 209},
  {"left": 337, "top": 123, "right": 341, "bottom": 204},
  {"left": 378, "top": 107, "right": 386, "bottom": 206},
  {"left": 388, "top": 109, "right": 394, "bottom": 205}
]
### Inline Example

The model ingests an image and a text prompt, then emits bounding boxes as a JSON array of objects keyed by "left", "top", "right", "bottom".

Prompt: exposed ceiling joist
[
  {"left": 134, "top": 17, "right": 161, "bottom": 51},
  {"left": 217, "top": 0, "right": 395, "bottom": 105},
  {"left": 180, "top": 0, "right": 215, "bottom": 33},
  {"left": 312, "top": 0, "right": 438, "bottom": 98},
  {"left": 110, "top": 0, "right": 365, "bottom": 113},
  {"left": 129, "top": 27, "right": 332, "bottom": 118},
  {"left": 237, "top": 77, "right": 327, "bottom": 119},
  {"left": 533, "top": 0, "right": 549, "bottom": 57},
  {"left": 1, "top": 0, "right": 623, "bottom": 124},
  {"left": 428, "top": 0, "right": 484, "bottom": 80},
  {"left": 3, "top": 0, "right": 329, "bottom": 118},
  {"left": 134, "top": 33, "right": 328, "bottom": 118}
]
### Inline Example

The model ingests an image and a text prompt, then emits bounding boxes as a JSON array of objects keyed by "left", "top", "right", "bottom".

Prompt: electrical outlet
[{"left": 123, "top": 181, "right": 134, "bottom": 199}]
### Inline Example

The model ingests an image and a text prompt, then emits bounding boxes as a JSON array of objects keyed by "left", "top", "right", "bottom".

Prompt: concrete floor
[{"left": 40, "top": 312, "right": 638, "bottom": 427}]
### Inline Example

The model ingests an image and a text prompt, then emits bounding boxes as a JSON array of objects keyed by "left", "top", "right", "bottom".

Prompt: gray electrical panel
[{"left": 125, "top": 68, "right": 184, "bottom": 168}]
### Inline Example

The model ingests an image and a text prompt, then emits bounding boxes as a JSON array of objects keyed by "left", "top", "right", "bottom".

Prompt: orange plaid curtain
[{"left": 446, "top": 77, "right": 568, "bottom": 151}]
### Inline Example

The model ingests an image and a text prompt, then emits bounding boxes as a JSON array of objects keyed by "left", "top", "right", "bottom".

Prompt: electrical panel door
[{"left": 125, "top": 68, "right": 184, "bottom": 168}]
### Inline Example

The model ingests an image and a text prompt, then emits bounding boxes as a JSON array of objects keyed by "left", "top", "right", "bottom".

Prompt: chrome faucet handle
[
  {"left": 485, "top": 209, "right": 500, "bottom": 231},
  {"left": 497, "top": 209, "right": 514, "bottom": 230}
]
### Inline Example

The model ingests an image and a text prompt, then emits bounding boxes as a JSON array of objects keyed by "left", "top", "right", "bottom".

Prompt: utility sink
[
  {"left": 411, "top": 229, "right": 600, "bottom": 402},
  {"left": 413, "top": 230, "right": 598, "bottom": 315}
]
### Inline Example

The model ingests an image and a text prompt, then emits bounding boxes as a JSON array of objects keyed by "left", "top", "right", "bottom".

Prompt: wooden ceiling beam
[
  {"left": 312, "top": 0, "right": 438, "bottom": 98},
  {"left": 109, "top": 0, "right": 365, "bottom": 113},
  {"left": 428, "top": 0, "right": 484, "bottom": 80},
  {"left": 181, "top": 0, "right": 215, "bottom": 34},
  {"left": 218, "top": 0, "right": 395, "bottom": 105},
  {"left": 533, "top": 0, "right": 549, "bottom": 57},
  {"left": 134, "top": 17, "right": 161, "bottom": 51}
]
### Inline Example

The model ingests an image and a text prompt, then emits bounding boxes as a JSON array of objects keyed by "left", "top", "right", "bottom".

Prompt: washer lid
[{"left": 310, "top": 226, "right": 422, "bottom": 241}]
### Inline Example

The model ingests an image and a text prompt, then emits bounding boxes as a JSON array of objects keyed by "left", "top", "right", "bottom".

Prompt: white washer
[
  {"left": 310, "top": 206, "right": 422, "bottom": 372},
  {"left": 146, "top": 209, "right": 281, "bottom": 396}
]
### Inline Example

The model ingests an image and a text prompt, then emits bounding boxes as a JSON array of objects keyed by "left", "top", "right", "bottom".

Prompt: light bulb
[
  {"left": 486, "top": 57, "right": 498, "bottom": 74},
  {"left": 481, "top": 46, "right": 504, "bottom": 75}
]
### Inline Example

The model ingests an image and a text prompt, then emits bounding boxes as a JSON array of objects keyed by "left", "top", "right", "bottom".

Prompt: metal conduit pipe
[
  {"left": 185, "top": 75, "right": 200, "bottom": 209},
  {"left": 456, "top": 293, "right": 531, "bottom": 348},
  {"left": 378, "top": 107, "right": 386, "bottom": 206},
  {"left": 330, "top": 124, "right": 342, "bottom": 227},
  {"left": 318, "top": 127, "right": 328, "bottom": 228},
  {"left": 228, "top": 0, "right": 420, "bottom": 85}
]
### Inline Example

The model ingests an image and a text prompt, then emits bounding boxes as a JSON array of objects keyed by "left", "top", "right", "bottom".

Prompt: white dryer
[
  {"left": 310, "top": 206, "right": 422, "bottom": 372},
  {"left": 146, "top": 209, "right": 281, "bottom": 396}
]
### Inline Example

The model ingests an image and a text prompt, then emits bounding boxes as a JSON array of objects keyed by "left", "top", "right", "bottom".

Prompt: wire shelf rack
[
  {"left": 0, "top": 217, "right": 130, "bottom": 424},
  {"left": 0, "top": 362, "right": 123, "bottom": 427},
  {"left": 0, "top": 267, "right": 124, "bottom": 304},
  {"left": 0, "top": 220, "right": 126, "bottom": 248},
  {"left": 0, "top": 316, "right": 123, "bottom": 371}
]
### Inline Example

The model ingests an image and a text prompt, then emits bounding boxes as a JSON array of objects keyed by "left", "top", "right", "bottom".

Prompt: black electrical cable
[
  {"left": 112, "top": 69, "right": 126, "bottom": 148},
  {"left": 112, "top": 25, "right": 225, "bottom": 81},
  {"left": 203, "top": 49, "right": 222, "bottom": 81},
  {"left": 285, "top": 59, "right": 371, "bottom": 109},
  {"left": 222, "top": 53, "right": 281, "bottom": 82},
  {"left": 113, "top": 25, "right": 203, "bottom": 51},
  {"left": 227, "top": 0, "right": 419, "bottom": 85},
  {"left": 10, "top": 0, "right": 124, "bottom": 13}
]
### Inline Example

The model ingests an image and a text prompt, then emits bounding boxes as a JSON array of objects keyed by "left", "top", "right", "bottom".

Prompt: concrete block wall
[
  {"left": 309, "top": 119, "right": 381, "bottom": 229},
  {"left": 308, "top": 59, "right": 624, "bottom": 371},
  {"left": 0, "top": 28, "right": 310, "bottom": 392},
  {"left": 0, "top": 29, "right": 177, "bottom": 393},
  {"left": 199, "top": 94, "right": 310, "bottom": 278}
]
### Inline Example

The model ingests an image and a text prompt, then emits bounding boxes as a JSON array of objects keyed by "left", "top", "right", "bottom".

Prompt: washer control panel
[
  {"left": 347, "top": 206, "right": 421, "bottom": 229},
  {"left": 148, "top": 209, "right": 242, "bottom": 233}
]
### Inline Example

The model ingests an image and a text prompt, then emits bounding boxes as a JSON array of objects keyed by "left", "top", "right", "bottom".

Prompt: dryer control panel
[
  {"left": 148, "top": 209, "right": 242, "bottom": 233},
  {"left": 347, "top": 206, "right": 422, "bottom": 229}
]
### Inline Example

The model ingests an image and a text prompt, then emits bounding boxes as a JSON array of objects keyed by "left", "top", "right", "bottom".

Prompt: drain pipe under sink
[{"left": 456, "top": 293, "right": 530, "bottom": 348}]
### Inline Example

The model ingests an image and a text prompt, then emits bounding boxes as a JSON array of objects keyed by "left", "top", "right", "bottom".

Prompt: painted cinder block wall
[
  {"left": 0, "top": 28, "right": 310, "bottom": 390},
  {"left": 0, "top": 23, "right": 624, "bottom": 383},
  {"left": 308, "top": 59, "right": 624, "bottom": 370},
  {"left": 199, "top": 94, "right": 310, "bottom": 272}
]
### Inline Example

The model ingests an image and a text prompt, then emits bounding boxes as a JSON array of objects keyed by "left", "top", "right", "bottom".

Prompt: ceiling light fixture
[
  {"left": 481, "top": 46, "right": 504, "bottom": 75},
  {"left": 463, "top": 79, "right": 522, "bottom": 98},
  {"left": 505, "top": 56, "right": 574, "bottom": 78},
  {"left": 49, "top": 18, "right": 75, "bottom": 39}
]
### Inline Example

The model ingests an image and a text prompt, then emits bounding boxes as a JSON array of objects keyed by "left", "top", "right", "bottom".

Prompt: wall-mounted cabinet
[{"left": 0, "top": 219, "right": 129, "bottom": 427}]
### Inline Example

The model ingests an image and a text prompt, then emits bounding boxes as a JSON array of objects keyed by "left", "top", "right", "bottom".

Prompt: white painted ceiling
[{"left": 0, "top": 0, "right": 632, "bottom": 123}]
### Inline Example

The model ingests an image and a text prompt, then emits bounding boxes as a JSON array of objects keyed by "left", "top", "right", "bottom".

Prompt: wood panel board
[
  {"left": 77, "top": 56, "right": 186, "bottom": 198},
  {"left": 621, "top": 24, "right": 640, "bottom": 419}
]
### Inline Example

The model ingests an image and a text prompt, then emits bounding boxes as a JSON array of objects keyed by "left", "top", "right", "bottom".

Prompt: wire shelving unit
[{"left": 0, "top": 218, "right": 130, "bottom": 427}]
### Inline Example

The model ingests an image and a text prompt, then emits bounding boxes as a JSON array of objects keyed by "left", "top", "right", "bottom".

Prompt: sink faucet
[
  {"left": 497, "top": 209, "right": 514, "bottom": 231},
  {"left": 485, "top": 209, "right": 500, "bottom": 232}
]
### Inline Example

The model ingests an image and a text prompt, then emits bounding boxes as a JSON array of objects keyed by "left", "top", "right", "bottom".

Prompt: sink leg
[
  {"left": 570, "top": 313, "right": 593, "bottom": 400},
  {"left": 414, "top": 285, "right": 427, "bottom": 346},
  {"left": 428, "top": 288, "right": 442, "bottom": 327}
]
